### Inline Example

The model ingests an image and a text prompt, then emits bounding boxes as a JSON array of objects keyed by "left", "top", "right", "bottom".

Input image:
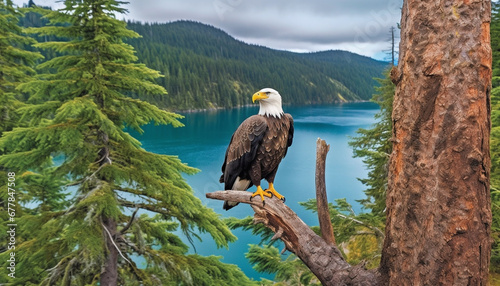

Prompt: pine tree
[
  {"left": 339, "top": 59, "right": 395, "bottom": 271},
  {"left": 348, "top": 68, "right": 395, "bottom": 217},
  {"left": 0, "top": 1, "right": 242, "bottom": 285},
  {"left": 0, "top": 0, "right": 42, "bottom": 134},
  {"left": 300, "top": 198, "right": 384, "bottom": 268},
  {"left": 490, "top": 0, "right": 500, "bottom": 276},
  {"left": 0, "top": 2, "right": 43, "bottom": 283}
]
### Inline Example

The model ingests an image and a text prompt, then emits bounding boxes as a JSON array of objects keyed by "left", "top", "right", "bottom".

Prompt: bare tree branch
[
  {"left": 315, "top": 138, "right": 336, "bottom": 246},
  {"left": 206, "top": 138, "right": 380, "bottom": 285},
  {"left": 206, "top": 190, "right": 379, "bottom": 285}
]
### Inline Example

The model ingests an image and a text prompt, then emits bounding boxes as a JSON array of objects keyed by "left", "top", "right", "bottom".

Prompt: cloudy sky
[{"left": 13, "top": 0, "right": 403, "bottom": 60}]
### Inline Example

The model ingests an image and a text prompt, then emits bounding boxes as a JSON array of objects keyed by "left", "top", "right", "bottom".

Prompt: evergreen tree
[
  {"left": 336, "top": 62, "right": 395, "bottom": 270},
  {"left": 0, "top": 1, "right": 243, "bottom": 285},
  {"left": 0, "top": 2, "right": 43, "bottom": 283},
  {"left": 490, "top": 0, "right": 500, "bottom": 275},
  {"left": 348, "top": 68, "right": 395, "bottom": 217},
  {"left": 0, "top": 0, "right": 42, "bottom": 134},
  {"left": 299, "top": 199, "right": 384, "bottom": 268}
]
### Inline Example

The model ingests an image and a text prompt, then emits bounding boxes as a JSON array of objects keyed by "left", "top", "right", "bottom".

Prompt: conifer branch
[
  {"left": 65, "top": 180, "right": 83, "bottom": 187},
  {"left": 117, "top": 199, "right": 171, "bottom": 215},
  {"left": 335, "top": 214, "right": 385, "bottom": 240},
  {"left": 44, "top": 254, "right": 77, "bottom": 285},
  {"left": 120, "top": 207, "right": 139, "bottom": 235},
  {"left": 122, "top": 238, "right": 144, "bottom": 255},
  {"left": 65, "top": 162, "right": 109, "bottom": 188},
  {"left": 115, "top": 186, "right": 161, "bottom": 205},
  {"left": 89, "top": 162, "right": 108, "bottom": 179}
]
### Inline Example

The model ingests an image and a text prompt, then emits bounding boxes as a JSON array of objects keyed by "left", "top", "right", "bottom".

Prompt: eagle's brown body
[{"left": 220, "top": 113, "right": 294, "bottom": 210}]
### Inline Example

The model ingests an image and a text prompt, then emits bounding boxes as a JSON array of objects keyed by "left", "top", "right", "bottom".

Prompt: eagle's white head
[{"left": 252, "top": 88, "right": 284, "bottom": 118}]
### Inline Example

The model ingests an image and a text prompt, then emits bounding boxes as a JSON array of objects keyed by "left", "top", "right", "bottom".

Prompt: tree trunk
[
  {"left": 381, "top": 0, "right": 492, "bottom": 285},
  {"left": 207, "top": 2, "right": 492, "bottom": 284},
  {"left": 101, "top": 216, "right": 118, "bottom": 286},
  {"left": 98, "top": 130, "right": 117, "bottom": 285}
]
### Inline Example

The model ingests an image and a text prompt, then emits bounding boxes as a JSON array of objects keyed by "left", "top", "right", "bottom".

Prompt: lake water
[{"left": 133, "top": 102, "right": 379, "bottom": 281}]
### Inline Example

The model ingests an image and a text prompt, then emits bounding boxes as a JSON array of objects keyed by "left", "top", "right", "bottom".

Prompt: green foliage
[
  {"left": 0, "top": 0, "right": 42, "bottom": 134},
  {"left": 124, "top": 20, "right": 387, "bottom": 110},
  {"left": 20, "top": 14, "right": 387, "bottom": 110},
  {"left": 300, "top": 199, "right": 384, "bottom": 268},
  {"left": 491, "top": 0, "right": 500, "bottom": 273},
  {"left": 19, "top": 169, "right": 70, "bottom": 212},
  {"left": 19, "top": 12, "right": 389, "bottom": 110},
  {"left": 115, "top": 214, "right": 257, "bottom": 286},
  {"left": 246, "top": 245, "right": 320, "bottom": 286},
  {"left": 227, "top": 198, "right": 385, "bottom": 284},
  {"left": 349, "top": 68, "right": 394, "bottom": 217},
  {"left": 227, "top": 217, "right": 319, "bottom": 285},
  {"left": 224, "top": 216, "right": 276, "bottom": 245},
  {"left": 0, "top": 3, "right": 43, "bottom": 283},
  {"left": 0, "top": 1, "right": 245, "bottom": 284}
]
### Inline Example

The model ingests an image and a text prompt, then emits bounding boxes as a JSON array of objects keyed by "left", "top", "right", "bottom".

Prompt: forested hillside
[
  {"left": 126, "top": 20, "right": 388, "bottom": 110},
  {"left": 19, "top": 7, "right": 387, "bottom": 110}
]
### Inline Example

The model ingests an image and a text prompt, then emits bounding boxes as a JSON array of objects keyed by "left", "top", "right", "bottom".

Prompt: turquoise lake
[{"left": 133, "top": 102, "right": 379, "bottom": 281}]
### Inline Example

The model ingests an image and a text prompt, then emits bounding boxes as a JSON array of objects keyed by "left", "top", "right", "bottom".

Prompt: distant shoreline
[{"left": 172, "top": 100, "right": 372, "bottom": 114}]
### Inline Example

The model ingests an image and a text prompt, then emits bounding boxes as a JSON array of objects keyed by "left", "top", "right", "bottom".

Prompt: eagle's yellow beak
[{"left": 252, "top": 92, "right": 269, "bottom": 103}]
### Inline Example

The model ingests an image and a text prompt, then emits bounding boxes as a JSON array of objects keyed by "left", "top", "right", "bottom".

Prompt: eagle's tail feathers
[{"left": 223, "top": 177, "right": 251, "bottom": 211}]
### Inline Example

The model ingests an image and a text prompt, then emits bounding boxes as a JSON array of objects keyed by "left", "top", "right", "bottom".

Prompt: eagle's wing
[
  {"left": 220, "top": 115, "right": 268, "bottom": 190},
  {"left": 285, "top": 113, "right": 294, "bottom": 149}
]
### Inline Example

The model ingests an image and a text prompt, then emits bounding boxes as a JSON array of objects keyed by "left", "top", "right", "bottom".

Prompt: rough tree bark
[
  {"left": 207, "top": 1, "right": 492, "bottom": 284},
  {"left": 101, "top": 216, "right": 118, "bottom": 286},
  {"left": 98, "top": 131, "right": 118, "bottom": 286},
  {"left": 381, "top": 0, "right": 492, "bottom": 285}
]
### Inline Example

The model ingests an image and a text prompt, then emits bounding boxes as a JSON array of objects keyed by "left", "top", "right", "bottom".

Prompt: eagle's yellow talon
[
  {"left": 251, "top": 186, "right": 272, "bottom": 202},
  {"left": 265, "top": 183, "right": 285, "bottom": 201}
]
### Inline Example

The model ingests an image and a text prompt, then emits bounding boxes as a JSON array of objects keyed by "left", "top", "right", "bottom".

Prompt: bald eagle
[{"left": 220, "top": 88, "right": 294, "bottom": 210}]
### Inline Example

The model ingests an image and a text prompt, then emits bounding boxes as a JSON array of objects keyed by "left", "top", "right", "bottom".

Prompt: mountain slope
[
  {"left": 20, "top": 11, "right": 388, "bottom": 110},
  {"left": 125, "top": 20, "right": 388, "bottom": 110}
]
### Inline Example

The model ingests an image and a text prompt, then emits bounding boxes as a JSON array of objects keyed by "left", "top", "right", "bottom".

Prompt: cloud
[{"left": 14, "top": 0, "right": 403, "bottom": 59}]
